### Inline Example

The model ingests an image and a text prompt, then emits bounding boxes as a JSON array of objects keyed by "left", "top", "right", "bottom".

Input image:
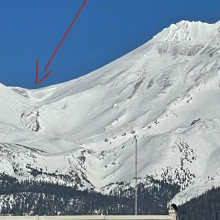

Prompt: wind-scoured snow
[{"left": 1, "top": 20, "right": 220, "bottom": 205}]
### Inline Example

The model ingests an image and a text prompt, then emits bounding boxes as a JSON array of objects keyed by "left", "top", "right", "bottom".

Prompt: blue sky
[{"left": 0, "top": 0, "right": 219, "bottom": 89}]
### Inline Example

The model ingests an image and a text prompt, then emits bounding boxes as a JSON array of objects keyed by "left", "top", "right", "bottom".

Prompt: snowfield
[{"left": 1, "top": 20, "right": 220, "bottom": 205}]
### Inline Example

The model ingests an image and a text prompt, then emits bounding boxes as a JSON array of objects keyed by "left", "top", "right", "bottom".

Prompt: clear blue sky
[{"left": 0, "top": 0, "right": 219, "bottom": 89}]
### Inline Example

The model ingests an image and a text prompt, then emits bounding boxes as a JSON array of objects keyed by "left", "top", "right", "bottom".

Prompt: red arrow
[{"left": 35, "top": 0, "right": 87, "bottom": 84}]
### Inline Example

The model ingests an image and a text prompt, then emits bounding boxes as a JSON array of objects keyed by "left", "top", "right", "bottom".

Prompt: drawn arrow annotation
[{"left": 35, "top": 0, "right": 87, "bottom": 84}]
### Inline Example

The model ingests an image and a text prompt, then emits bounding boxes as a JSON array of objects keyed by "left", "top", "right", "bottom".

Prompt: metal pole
[{"left": 134, "top": 135, "right": 137, "bottom": 215}]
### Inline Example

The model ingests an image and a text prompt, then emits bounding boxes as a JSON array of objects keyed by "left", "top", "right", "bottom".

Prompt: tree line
[
  {"left": 178, "top": 186, "right": 220, "bottom": 220},
  {"left": 0, "top": 173, "right": 179, "bottom": 215}
]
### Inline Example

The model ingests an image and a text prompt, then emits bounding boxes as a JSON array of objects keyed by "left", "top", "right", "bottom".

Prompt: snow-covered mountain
[{"left": 1, "top": 20, "right": 220, "bottom": 206}]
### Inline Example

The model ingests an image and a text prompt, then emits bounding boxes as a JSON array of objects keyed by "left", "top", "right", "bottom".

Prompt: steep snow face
[
  {"left": 1, "top": 20, "right": 220, "bottom": 205},
  {"left": 0, "top": 83, "right": 32, "bottom": 125}
]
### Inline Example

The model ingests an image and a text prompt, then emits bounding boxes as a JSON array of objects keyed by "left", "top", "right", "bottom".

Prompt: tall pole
[{"left": 134, "top": 135, "right": 137, "bottom": 215}]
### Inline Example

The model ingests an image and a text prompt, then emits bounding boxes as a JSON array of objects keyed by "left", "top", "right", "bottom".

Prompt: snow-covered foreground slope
[{"left": 1, "top": 20, "right": 220, "bottom": 205}]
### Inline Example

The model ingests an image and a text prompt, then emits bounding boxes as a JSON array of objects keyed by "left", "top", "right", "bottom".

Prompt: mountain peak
[
  {"left": 153, "top": 20, "right": 218, "bottom": 43},
  {"left": 1, "top": 19, "right": 220, "bottom": 207}
]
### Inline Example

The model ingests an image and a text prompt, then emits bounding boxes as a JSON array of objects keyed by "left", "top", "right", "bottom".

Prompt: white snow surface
[{"left": 1, "top": 20, "right": 220, "bottom": 205}]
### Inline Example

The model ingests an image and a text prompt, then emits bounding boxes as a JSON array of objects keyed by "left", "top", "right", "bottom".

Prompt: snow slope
[{"left": 1, "top": 20, "right": 220, "bottom": 205}]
